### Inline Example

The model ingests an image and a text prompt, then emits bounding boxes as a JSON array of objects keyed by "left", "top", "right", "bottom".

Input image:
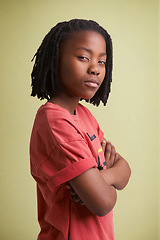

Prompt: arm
[
  {"left": 69, "top": 167, "right": 117, "bottom": 217},
  {"left": 68, "top": 139, "right": 130, "bottom": 212},
  {"left": 100, "top": 156, "right": 131, "bottom": 190},
  {"left": 101, "top": 138, "right": 131, "bottom": 190}
]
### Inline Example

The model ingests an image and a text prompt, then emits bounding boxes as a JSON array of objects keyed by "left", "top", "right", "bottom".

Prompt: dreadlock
[{"left": 31, "top": 19, "right": 113, "bottom": 106}]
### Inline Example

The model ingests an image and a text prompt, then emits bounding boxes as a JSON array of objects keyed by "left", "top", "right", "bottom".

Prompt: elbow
[
  {"left": 96, "top": 202, "right": 116, "bottom": 217},
  {"left": 123, "top": 164, "right": 131, "bottom": 189},
  {"left": 127, "top": 165, "right": 131, "bottom": 184},
  {"left": 116, "top": 165, "right": 131, "bottom": 190},
  {"left": 93, "top": 189, "right": 117, "bottom": 217},
  {"left": 96, "top": 204, "right": 115, "bottom": 217}
]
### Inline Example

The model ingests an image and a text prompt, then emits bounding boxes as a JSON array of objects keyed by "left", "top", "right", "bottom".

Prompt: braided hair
[{"left": 31, "top": 19, "right": 113, "bottom": 106}]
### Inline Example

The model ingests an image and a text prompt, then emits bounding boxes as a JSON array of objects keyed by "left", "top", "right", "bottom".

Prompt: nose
[{"left": 88, "top": 62, "right": 100, "bottom": 76}]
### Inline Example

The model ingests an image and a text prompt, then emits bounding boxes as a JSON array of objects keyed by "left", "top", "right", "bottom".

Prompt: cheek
[
  {"left": 65, "top": 63, "right": 84, "bottom": 80},
  {"left": 61, "top": 60, "right": 77, "bottom": 75},
  {"left": 101, "top": 68, "right": 106, "bottom": 81},
  {"left": 59, "top": 62, "right": 72, "bottom": 83}
]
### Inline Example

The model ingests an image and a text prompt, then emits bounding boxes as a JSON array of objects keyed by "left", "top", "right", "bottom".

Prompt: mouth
[{"left": 84, "top": 79, "right": 99, "bottom": 88}]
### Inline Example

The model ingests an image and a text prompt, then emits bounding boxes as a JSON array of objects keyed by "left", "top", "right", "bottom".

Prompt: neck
[{"left": 49, "top": 94, "right": 80, "bottom": 115}]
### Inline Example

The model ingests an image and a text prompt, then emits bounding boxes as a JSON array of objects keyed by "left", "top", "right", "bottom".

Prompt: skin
[
  {"left": 50, "top": 31, "right": 106, "bottom": 114},
  {"left": 50, "top": 31, "right": 131, "bottom": 216},
  {"left": 68, "top": 139, "right": 131, "bottom": 205},
  {"left": 100, "top": 138, "right": 131, "bottom": 190}
]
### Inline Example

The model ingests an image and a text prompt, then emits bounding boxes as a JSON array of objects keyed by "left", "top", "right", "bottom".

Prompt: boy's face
[{"left": 58, "top": 30, "right": 106, "bottom": 101}]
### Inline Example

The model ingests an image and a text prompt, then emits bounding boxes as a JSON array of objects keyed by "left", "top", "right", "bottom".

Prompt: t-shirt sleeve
[{"left": 37, "top": 115, "right": 97, "bottom": 192}]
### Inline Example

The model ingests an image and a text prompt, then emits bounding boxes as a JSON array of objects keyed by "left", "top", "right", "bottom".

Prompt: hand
[
  {"left": 101, "top": 138, "right": 119, "bottom": 169},
  {"left": 67, "top": 184, "right": 84, "bottom": 205}
]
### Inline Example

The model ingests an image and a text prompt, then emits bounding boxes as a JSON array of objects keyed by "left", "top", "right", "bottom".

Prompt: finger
[
  {"left": 67, "top": 185, "right": 77, "bottom": 196},
  {"left": 101, "top": 140, "right": 106, "bottom": 152},
  {"left": 101, "top": 137, "right": 107, "bottom": 152},
  {"left": 67, "top": 184, "right": 71, "bottom": 190},
  {"left": 115, "top": 152, "right": 119, "bottom": 162},
  {"left": 79, "top": 200, "right": 85, "bottom": 206},
  {"left": 68, "top": 186, "right": 84, "bottom": 205},
  {"left": 72, "top": 195, "right": 84, "bottom": 205},
  {"left": 105, "top": 142, "right": 112, "bottom": 162},
  {"left": 109, "top": 145, "right": 116, "bottom": 168},
  {"left": 72, "top": 194, "right": 81, "bottom": 203},
  {"left": 69, "top": 187, "right": 77, "bottom": 196}
]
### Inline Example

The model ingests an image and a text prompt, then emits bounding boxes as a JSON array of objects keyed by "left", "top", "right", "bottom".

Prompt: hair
[{"left": 31, "top": 19, "right": 113, "bottom": 106}]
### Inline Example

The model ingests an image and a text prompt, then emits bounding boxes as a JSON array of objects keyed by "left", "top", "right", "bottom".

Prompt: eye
[
  {"left": 98, "top": 60, "right": 106, "bottom": 65},
  {"left": 77, "top": 56, "right": 89, "bottom": 61}
]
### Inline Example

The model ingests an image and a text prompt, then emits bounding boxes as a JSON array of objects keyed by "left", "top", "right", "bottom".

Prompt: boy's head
[{"left": 31, "top": 19, "right": 113, "bottom": 106}]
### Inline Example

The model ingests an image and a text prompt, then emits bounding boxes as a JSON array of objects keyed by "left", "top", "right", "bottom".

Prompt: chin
[
  {"left": 81, "top": 92, "right": 97, "bottom": 100},
  {"left": 81, "top": 97, "right": 93, "bottom": 101}
]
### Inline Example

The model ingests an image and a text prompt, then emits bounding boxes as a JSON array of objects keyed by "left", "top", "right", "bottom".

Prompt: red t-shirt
[{"left": 30, "top": 102, "right": 114, "bottom": 240}]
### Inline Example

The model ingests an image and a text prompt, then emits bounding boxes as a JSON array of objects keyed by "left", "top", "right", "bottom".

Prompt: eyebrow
[{"left": 75, "top": 47, "right": 107, "bottom": 56}]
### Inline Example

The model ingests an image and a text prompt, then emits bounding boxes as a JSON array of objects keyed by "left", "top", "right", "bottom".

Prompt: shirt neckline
[{"left": 45, "top": 102, "right": 79, "bottom": 121}]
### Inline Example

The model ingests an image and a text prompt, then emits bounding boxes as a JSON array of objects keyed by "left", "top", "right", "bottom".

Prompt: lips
[{"left": 84, "top": 79, "right": 99, "bottom": 88}]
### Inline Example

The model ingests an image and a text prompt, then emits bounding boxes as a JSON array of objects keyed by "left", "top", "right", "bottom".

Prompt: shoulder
[
  {"left": 77, "top": 103, "right": 95, "bottom": 119},
  {"left": 77, "top": 103, "right": 99, "bottom": 126},
  {"left": 36, "top": 102, "right": 76, "bottom": 128},
  {"left": 38, "top": 102, "right": 70, "bottom": 120},
  {"left": 36, "top": 102, "right": 85, "bottom": 143}
]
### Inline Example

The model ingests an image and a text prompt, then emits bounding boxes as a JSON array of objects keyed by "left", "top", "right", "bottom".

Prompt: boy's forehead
[
  {"left": 61, "top": 31, "right": 106, "bottom": 52},
  {"left": 69, "top": 30, "right": 105, "bottom": 42}
]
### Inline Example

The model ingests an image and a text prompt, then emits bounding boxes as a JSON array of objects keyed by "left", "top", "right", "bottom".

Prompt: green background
[{"left": 0, "top": 0, "right": 159, "bottom": 239}]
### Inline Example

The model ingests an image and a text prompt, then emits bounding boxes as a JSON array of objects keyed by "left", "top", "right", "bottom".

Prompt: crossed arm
[
  {"left": 68, "top": 138, "right": 131, "bottom": 216},
  {"left": 100, "top": 137, "right": 131, "bottom": 190}
]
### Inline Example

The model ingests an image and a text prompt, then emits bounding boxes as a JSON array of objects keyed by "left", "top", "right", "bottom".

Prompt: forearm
[
  {"left": 100, "top": 158, "right": 131, "bottom": 190},
  {"left": 69, "top": 167, "right": 117, "bottom": 216}
]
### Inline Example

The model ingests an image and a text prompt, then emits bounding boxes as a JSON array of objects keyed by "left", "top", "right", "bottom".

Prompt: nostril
[
  {"left": 91, "top": 71, "right": 95, "bottom": 75},
  {"left": 90, "top": 71, "right": 100, "bottom": 76},
  {"left": 91, "top": 71, "right": 100, "bottom": 76}
]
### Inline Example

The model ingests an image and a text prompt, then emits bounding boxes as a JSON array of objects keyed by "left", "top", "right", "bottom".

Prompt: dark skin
[
  {"left": 50, "top": 31, "right": 106, "bottom": 114},
  {"left": 68, "top": 138, "right": 131, "bottom": 206},
  {"left": 50, "top": 31, "right": 131, "bottom": 216}
]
